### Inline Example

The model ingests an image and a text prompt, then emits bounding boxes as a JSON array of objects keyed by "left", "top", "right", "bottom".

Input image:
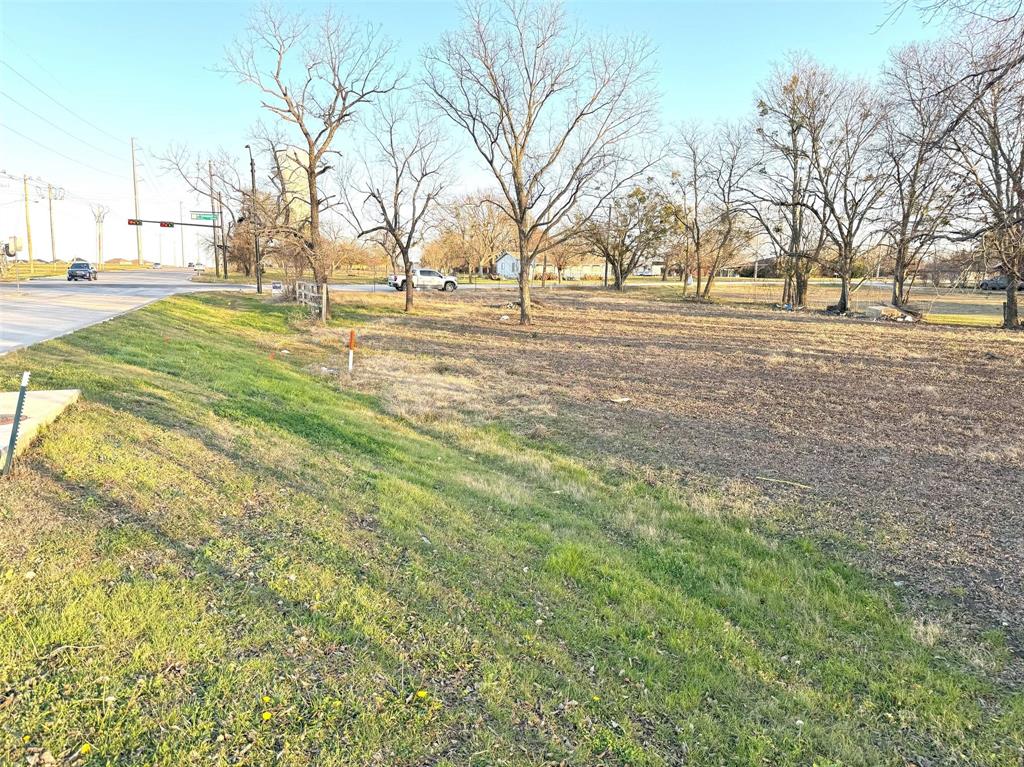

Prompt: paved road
[
  {"left": 327, "top": 281, "right": 513, "bottom": 293},
  {"left": 0, "top": 269, "right": 240, "bottom": 355}
]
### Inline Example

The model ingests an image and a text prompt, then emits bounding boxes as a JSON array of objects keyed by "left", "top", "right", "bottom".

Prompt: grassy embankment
[{"left": 0, "top": 293, "right": 1021, "bottom": 765}]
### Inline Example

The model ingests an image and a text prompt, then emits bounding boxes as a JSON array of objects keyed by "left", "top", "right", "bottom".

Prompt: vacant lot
[
  {"left": 614, "top": 278, "right": 1010, "bottom": 326},
  {"left": 0, "top": 292, "right": 1021, "bottom": 766},
  {"left": 350, "top": 289, "right": 1024, "bottom": 655}
]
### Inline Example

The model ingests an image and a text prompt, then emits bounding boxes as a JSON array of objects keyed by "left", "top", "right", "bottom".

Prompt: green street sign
[{"left": 190, "top": 212, "right": 217, "bottom": 221}]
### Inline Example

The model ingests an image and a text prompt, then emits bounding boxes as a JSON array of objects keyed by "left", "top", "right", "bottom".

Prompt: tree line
[{"left": 165, "top": 0, "right": 1023, "bottom": 328}]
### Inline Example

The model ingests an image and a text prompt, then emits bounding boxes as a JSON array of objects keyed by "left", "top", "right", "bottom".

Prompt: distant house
[
  {"left": 494, "top": 251, "right": 519, "bottom": 279},
  {"left": 560, "top": 258, "right": 605, "bottom": 280}
]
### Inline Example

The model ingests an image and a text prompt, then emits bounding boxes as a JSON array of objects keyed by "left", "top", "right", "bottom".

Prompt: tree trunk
[
  {"left": 793, "top": 268, "right": 809, "bottom": 308},
  {"left": 836, "top": 270, "right": 851, "bottom": 314},
  {"left": 695, "top": 254, "right": 703, "bottom": 298},
  {"left": 701, "top": 270, "right": 715, "bottom": 300},
  {"left": 404, "top": 258, "right": 414, "bottom": 312},
  {"left": 892, "top": 243, "right": 910, "bottom": 307},
  {"left": 613, "top": 262, "right": 624, "bottom": 290},
  {"left": 1003, "top": 281, "right": 1019, "bottom": 329},
  {"left": 518, "top": 231, "right": 532, "bottom": 324}
]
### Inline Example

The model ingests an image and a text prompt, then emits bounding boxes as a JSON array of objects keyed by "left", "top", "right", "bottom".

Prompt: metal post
[
  {"left": 47, "top": 184, "right": 56, "bottom": 266},
  {"left": 3, "top": 372, "right": 31, "bottom": 477},
  {"left": 178, "top": 202, "right": 185, "bottom": 266},
  {"left": 246, "top": 145, "right": 262, "bottom": 294},
  {"left": 209, "top": 161, "right": 220, "bottom": 278},
  {"left": 22, "top": 176, "right": 34, "bottom": 277},
  {"left": 216, "top": 192, "right": 228, "bottom": 279},
  {"left": 131, "top": 138, "right": 143, "bottom": 266}
]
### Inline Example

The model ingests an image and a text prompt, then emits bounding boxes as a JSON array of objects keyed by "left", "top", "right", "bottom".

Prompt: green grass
[
  {"left": 0, "top": 294, "right": 1021, "bottom": 766},
  {"left": 924, "top": 312, "right": 1003, "bottom": 328}
]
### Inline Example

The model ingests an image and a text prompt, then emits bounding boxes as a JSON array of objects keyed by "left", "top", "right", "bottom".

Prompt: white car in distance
[{"left": 388, "top": 268, "right": 458, "bottom": 292}]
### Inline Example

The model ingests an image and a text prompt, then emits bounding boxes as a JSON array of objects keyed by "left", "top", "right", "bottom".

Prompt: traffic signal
[
  {"left": 128, "top": 219, "right": 142, "bottom": 226},
  {"left": 160, "top": 221, "right": 174, "bottom": 228}
]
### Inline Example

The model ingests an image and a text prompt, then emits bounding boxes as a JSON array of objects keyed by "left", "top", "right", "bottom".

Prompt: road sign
[
  {"left": 190, "top": 212, "right": 217, "bottom": 221},
  {"left": 128, "top": 219, "right": 142, "bottom": 226},
  {"left": 160, "top": 222, "right": 175, "bottom": 228}
]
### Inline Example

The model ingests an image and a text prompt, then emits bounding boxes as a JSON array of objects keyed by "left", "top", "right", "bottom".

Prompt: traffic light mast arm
[{"left": 126, "top": 219, "right": 217, "bottom": 228}]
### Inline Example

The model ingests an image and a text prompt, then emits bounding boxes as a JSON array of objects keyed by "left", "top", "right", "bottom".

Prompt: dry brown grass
[{"left": 338, "top": 286, "right": 1024, "bottom": 663}]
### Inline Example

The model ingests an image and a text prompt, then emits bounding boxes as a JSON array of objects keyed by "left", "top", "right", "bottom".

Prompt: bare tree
[
  {"left": 224, "top": 4, "right": 399, "bottom": 285},
  {"left": 700, "top": 124, "right": 760, "bottom": 298},
  {"left": 423, "top": 0, "right": 660, "bottom": 324},
  {"left": 945, "top": 32, "right": 1024, "bottom": 328},
  {"left": 891, "top": 0, "right": 1024, "bottom": 123},
  {"left": 439, "top": 193, "right": 515, "bottom": 278},
  {"left": 673, "top": 124, "right": 759, "bottom": 299},
  {"left": 342, "top": 99, "right": 452, "bottom": 312},
  {"left": 159, "top": 147, "right": 255, "bottom": 277},
  {"left": 548, "top": 233, "right": 586, "bottom": 283},
  {"left": 672, "top": 125, "right": 711, "bottom": 297},
  {"left": 802, "top": 76, "right": 891, "bottom": 313},
  {"left": 582, "top": 184, "right": 673, "bottom": 290},
  {"left": 879, "top": 43, "right": 964, "bottom": 308},
  {"left": 744, "top": 55, "right": 830, "bottom": 307}
]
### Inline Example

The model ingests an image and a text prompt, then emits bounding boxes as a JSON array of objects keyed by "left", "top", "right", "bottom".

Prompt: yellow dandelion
[
  {"left": 22, "top": 735, "right": 30, "bottom": 744},
  {"left": 261, "top": 695, "right": 271, "bottom": 703},
  {"left": 80, "top": 743, "right": 92, "bottom": 755},
  {"left": 415, "top": 690, "right": 428, "bottom": 700},
  {"left": 262, "top": 711, "right": 273, "bottom": 721},
  {"left": 592, "top": 695, "right": 601, "bottom": 702}
]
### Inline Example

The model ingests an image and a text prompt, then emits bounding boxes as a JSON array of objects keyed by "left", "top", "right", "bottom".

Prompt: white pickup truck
[{"left": 388, "top": 268, "right": 458, "bottom": 292}]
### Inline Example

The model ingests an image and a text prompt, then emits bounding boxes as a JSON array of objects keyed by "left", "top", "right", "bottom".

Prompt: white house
[{"left": 494, "top": 251, "right": 519, "bottom": 278}]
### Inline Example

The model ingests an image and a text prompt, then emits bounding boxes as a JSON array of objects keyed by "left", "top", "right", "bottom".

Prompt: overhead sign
[{"left": 190, "top": 211, "right": 217, "bottom": 221}]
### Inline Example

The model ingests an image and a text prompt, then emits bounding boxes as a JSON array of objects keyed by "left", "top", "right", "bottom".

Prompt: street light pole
[{"left": 245, "top": 144, "right": 262, "bottom": 294}]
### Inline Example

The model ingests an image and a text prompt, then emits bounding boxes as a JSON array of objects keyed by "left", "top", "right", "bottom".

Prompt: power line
[
  {"left": 137, "top": 145, "right": 170, "bottom": 200},
  {"left": 0, "top": 124, "right": 128, "bottom": 179},
  {"left": 0, "top": 90, "right": 124, "bottom": 162},
  {"left": 1, "top": 33, "right": 72, "bottom": 93},
  {"left": 0, "top": 170, "right": 121, "bottom": 203},
  {"left": 0, "top": 60, "right": 124, "bottom": 145}
]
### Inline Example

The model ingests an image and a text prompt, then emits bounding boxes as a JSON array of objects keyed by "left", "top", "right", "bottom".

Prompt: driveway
[{"left": 0, "top": 269, "right": 240, "bottom": 355}]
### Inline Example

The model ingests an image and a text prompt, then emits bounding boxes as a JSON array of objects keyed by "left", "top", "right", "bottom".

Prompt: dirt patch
[{"left": 338, "top": 287, "right": 1024, "bottom": 670}]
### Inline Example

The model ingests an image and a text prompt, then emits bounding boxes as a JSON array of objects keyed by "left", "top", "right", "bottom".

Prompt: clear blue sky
[{"left": 0, "top": 0, "right": 943, "bottom": 264}]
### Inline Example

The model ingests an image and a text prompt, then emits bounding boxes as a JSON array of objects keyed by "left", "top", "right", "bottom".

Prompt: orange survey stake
[{"left": 347, "top": 330, "right": 357, "bottom": 350}]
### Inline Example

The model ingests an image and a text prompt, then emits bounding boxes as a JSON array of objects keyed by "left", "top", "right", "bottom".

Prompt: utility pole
[
  {"left": 47, "top": 184, "right": 56, "bottom": 265},
  {"left": 178, "top": 201, "right": 185, "bottom": 267},
  {"left": 22, "top": 176, "right": 34, "bottom": 276},
  {"left": 216, "top": 191, "right": 228, "bottom": 279},
  {"left": 245, "top": 144, "right": 262, "bottom": 294},
  {"left": 91, "top": 205, "right": 109, "bottom": 270},
  {"left": 131, "top": 137, "right": 143, "bottom": 266},
  {"left": 209, "top": 161, "right": 220, "bottom": 278}
]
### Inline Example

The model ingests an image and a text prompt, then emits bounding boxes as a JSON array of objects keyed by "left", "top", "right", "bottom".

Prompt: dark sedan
[{"left": 67, "top": 261, "right": 98, "bottom": 281}]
